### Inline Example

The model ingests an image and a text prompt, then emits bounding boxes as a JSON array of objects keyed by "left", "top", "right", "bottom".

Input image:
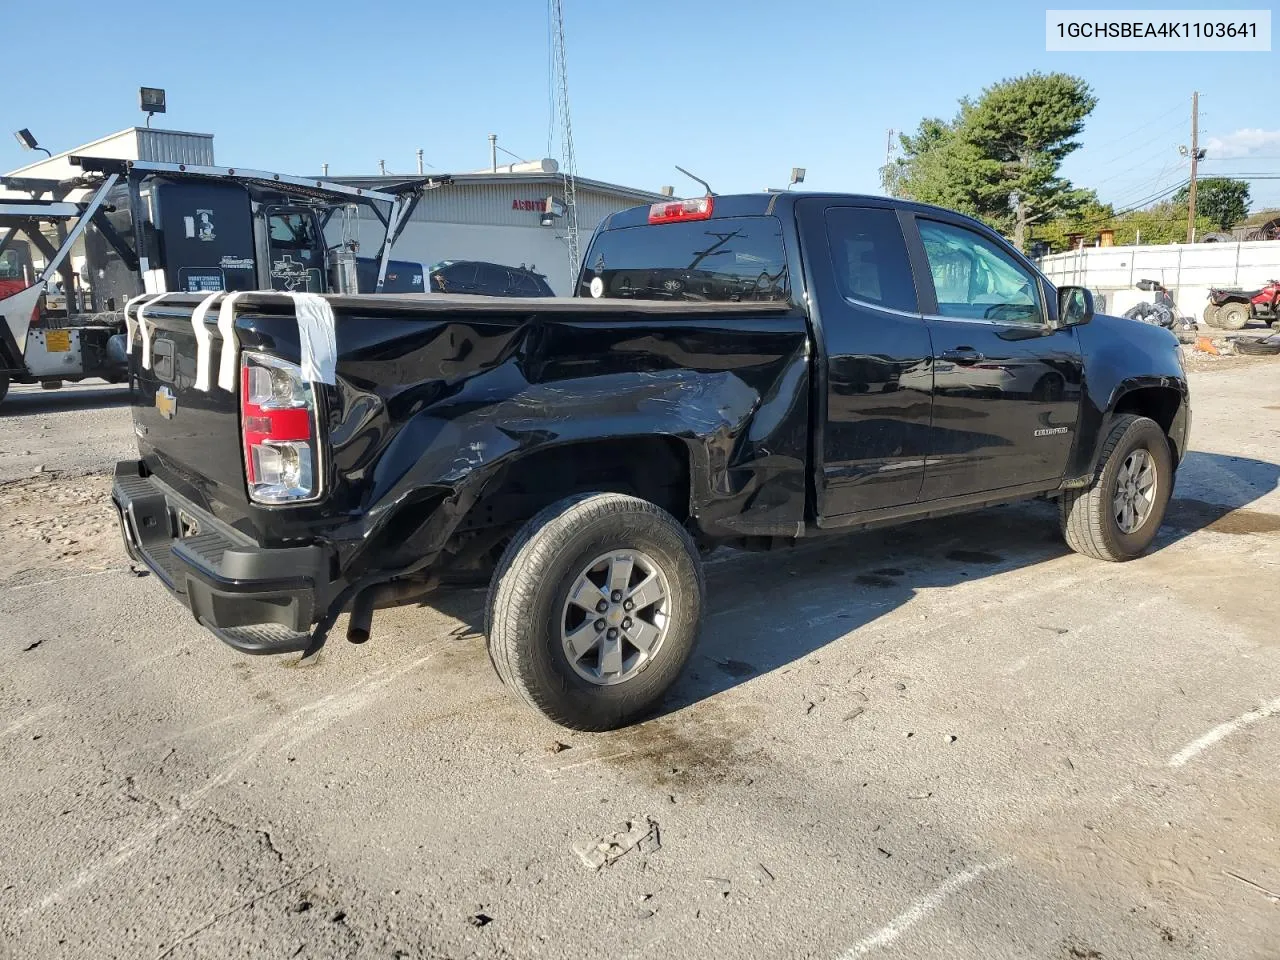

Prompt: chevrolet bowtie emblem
[{"left": 155, "top": 385, "right": 178, "bottom": 419}]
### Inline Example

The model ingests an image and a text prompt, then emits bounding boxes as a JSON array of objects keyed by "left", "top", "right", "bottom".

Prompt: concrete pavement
[{"left": 1, "top": 361, "right": 1278, "bottom": 959}]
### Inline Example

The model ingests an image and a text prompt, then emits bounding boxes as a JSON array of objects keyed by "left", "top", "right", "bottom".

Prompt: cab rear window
[{"left": 578, "top": 216, "right": 790, "bottom": 302}]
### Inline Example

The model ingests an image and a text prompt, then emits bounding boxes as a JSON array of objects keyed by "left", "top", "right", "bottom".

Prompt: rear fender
[{"left": 333, "top": 354, "right": 811, "bottom": 576}]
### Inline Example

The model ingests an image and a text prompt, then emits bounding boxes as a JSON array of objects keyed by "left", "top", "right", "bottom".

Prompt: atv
[{"left": 1203, "top": 280, "right": 1280, "bottom": 331}]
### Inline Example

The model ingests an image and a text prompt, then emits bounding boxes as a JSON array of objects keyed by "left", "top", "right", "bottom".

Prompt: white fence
[{"left": 1037, "top": 241, "right": 1280, "bottom": 319}]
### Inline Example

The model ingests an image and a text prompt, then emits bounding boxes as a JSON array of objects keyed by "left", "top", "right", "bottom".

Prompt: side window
[
  {"left": 918, "top": 220, "right": 1043, "bottom": 325},
  {"left": 441, "top": 263, "right": 478, "bottom": 291},
  {"left": 823, "top": 207, "right": 918, "bottom": 313},
  {"left": 511, "top": 272, "right": 540, "bottom": 296},
  {"left": 475, "top": 263, "right": 509, "bottom": 295}
]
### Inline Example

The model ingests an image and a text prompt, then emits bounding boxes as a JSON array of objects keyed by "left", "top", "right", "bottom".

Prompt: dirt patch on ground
[
  {"left": 1180, "top": 348, "right": 1279, "bottom": 372},
  {"left": 0, "top": 472, "right": 122, "bottom": 584},
  {"left": 1165, "top": 498, "right": 1280, "bottom": 535}
]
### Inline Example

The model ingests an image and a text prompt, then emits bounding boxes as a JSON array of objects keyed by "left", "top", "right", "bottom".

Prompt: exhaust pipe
[
  {"left": 346, "top": 588, "right": 375, "bottom": 644},
  {"left": 345, "top": 576, "right": 440, "bottom": 645}
]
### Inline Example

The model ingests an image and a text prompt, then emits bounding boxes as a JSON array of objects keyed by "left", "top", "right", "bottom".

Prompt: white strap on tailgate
[
  {"left": 135, "top": 293, "right": 176, "bottom": 370},
  {"left": 122, "top": 292, "right": 159, "bottom": 356},
  {"left": 189, "top": 292, "right": 223, "bottom": 392},
  {"left": 216, "top": 291, "right": 249, "bottom": 392},
  {"left": 288, "top": 292, "right": 338, "bottom": 385}
]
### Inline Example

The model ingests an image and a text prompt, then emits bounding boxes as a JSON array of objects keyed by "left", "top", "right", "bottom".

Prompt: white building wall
[
  {"left": 331, "top": 184, "right": 654, "bottom": 295},
  {"left": 336, "top": 217, "right": 578, "bottom": 293},
  {"left": 1038, "top": 241, "right": 1280, "bottom": 317}
]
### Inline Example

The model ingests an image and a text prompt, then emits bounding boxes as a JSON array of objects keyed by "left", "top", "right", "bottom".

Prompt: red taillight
[
  {"left": 648, "top": 196, "right": 714, "bottom": 224},
  {"left": 240, "top": 352, "right": 320, "bottom": 503}
]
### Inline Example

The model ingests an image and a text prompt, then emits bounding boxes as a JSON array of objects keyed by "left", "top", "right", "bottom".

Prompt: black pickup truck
[{"left": 112, "top": 193, "right": 1189, "bottom": 730}]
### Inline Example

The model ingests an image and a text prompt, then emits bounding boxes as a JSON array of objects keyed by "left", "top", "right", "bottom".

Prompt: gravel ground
[{"left": 1, "top": 360, "right": 1278, "bottom": 959}]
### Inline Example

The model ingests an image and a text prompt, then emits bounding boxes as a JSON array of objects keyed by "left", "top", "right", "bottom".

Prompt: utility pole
[
  {"left": 884, "top": 128, "right": 895, "bottom": 168},
  {"left": 1186, "top": 91, "right": 1200, "bottom": 243}
]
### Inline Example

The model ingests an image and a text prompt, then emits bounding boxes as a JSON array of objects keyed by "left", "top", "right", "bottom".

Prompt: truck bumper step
[{"left": 200, "top": 620, "right": 313, "bottom": 656}]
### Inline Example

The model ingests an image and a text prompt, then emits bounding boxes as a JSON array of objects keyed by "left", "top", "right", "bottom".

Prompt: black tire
[
  {"left": 1060, "top": 414, "right": 1173, "bottom": 562},
  {"left": 485, "top": 492, "right": 704, "bottom": 731},
  {"left": 1203, "top": 304, "right": 1221, "bottom": 327},
  {"left": 1218, "top": 302, "right": 1250, "bottom": 330},
  {"left": 1233, "top": 337, "right": 1280, "bottom": 357},
  {"left": 0, "top": 373, "right": 8, "bottom": 405}
]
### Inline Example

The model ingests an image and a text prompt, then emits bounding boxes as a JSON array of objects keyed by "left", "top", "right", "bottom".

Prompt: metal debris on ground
[
  {"left": 572, "top": 817, "right": 660, "bottom": 871},
  {"left": 468, "top": 913, "right": 494, "bottom": 927}
]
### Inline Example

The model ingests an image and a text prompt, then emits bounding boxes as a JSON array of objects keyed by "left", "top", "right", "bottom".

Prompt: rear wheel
[
  {"left": 1218, "top": 302, "right": 1250, "bottom": 330},
  {"left": 1203, "top": 304, "right": 1221, "bottom": 327},
  {"left": 1060, "top": 414, "right": 1173, "bottom": 562},
  {"left": 485, "top": 492, "right": 704, "bottom": 731}
]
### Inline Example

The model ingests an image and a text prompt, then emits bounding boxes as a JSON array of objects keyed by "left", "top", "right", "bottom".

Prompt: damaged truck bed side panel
[{"left": 134, "top": 295, "right": 811, "bottom": 585}]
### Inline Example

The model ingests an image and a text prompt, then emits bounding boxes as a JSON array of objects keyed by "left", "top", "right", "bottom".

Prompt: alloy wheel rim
[
  {"left": 560, "top": 550, "right": 671, "bottom": 686},
  {"left": 1113, "top": 448, "right": 1157, "bottom": 535}
]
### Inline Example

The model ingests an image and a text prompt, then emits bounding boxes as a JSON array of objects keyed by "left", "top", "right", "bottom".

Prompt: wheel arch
[{"left": 1108, "top": 383, "right": 1188, "bottom": 465}]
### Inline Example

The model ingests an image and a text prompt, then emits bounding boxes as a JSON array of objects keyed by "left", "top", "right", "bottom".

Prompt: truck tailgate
[{"left": 130, "top": 297, "right": 249, "bottom": 512}]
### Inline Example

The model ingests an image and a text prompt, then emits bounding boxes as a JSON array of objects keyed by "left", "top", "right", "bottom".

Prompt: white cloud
[{"left": 1203, "top": 128, "right": 1280, "bottom": 159}]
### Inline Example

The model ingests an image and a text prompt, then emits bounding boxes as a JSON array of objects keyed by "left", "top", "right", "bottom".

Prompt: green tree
[
  {"left": 884, "top": 73, "right": 1097, "bottom": 249},
  {"left": 1110, "top": 202, "right": 1213, "bottom": 246},
  {"left": 1035, "top": 200, "right": 1213, "bottom": 252},
  {"left": 1171, "top": 177, "right": 1250, "bottom": 231}
]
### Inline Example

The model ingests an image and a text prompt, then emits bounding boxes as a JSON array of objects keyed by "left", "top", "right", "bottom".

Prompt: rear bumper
[{"left": 111, "top": 461, "right": 331, "bottom": 654}]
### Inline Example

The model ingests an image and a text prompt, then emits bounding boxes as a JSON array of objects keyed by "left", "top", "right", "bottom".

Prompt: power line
[
  {"left": 1067, "top": 178, "right": 1191, "bottom": 230},
  {"left": 1080, "top": 101, "right": 1188, "bottom": 161},
  {"left": 1085, "top": 119, "right": 1182, "bottom": 181},
  {"left": 1104, "top": 159, "right": 1178, "bottom": 207}
]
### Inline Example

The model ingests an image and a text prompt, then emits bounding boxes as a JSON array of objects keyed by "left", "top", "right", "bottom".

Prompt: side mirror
[{"left": 1056, "top": 285, "right": 1094, "bottom": 328}]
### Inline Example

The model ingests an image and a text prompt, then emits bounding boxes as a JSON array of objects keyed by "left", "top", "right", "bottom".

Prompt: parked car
[
  {"left": 428, "top": 260, "right": 554, "bottom": 297},
  {"left": 1202, "top": 280, "right": 1280, "bottom": 330},
  {"left": 111, "top": 192, "right": 1189, "bottom": 730}
]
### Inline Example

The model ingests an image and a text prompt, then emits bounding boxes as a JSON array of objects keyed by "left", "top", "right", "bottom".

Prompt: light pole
[{"left": 13, "top": 129, "right": 52, "bottom": 158}]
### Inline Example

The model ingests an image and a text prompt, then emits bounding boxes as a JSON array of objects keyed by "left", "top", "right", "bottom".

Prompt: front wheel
[
  {"left": 1218, "top": 302, "right": 1250, "bottom": 330},
  {"left": 1060, "top": 414, "right": 1173, "bottom": 562},
  {"left": 485, "top": 492, "right": 704, "bottom": 731}
]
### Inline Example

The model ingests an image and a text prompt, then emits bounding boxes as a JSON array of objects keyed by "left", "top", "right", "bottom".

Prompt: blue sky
[{"left": 5, "top": 0, "right": 1277, "bottom": 211}]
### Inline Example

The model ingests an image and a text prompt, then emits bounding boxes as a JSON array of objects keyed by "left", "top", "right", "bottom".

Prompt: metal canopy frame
[
  {"left": 68, "top": 158, "right": 452, "bottom": 293},
  {"left": 0, "top": 173, "right": 121, "bottom": 313},
  {"left": 0, "top": 173, "right": 119, "bottom": 357}
]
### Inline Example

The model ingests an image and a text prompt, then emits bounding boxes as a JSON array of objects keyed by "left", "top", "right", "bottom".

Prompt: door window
[
  {"left": 510, "top": 272, "right": 542, "bottom": 296},
  {"left": 431, "top": 262, "right": 477, "bottom": 292},
  {"left": 918, "top": 220, "right": 1043, "bottom": 326},
  {"left": 474, "top": 263, "right": 511, "bottom": 295},
  {"left": 266, "top": 211, "right": 323, "bottom": 292},
  {"left": 823, "top": 207, "right": 918, "bottom": 312}
]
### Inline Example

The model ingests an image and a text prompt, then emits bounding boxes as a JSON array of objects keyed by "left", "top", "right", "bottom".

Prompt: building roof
[
  {"left": 328, "top": 171, "right": 669, "bottom": 205},
  {"left": 4, "top": 127, "right": 215, "bottom": 178}
]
